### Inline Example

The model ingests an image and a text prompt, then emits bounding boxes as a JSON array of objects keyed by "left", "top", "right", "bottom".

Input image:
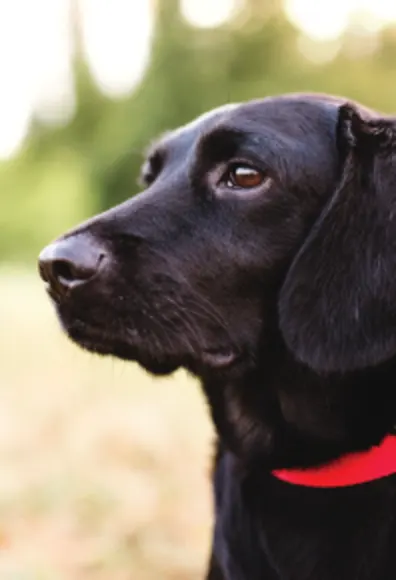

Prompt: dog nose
[{"left": 38, "top": 236, "right": 105, "bottom": 297}]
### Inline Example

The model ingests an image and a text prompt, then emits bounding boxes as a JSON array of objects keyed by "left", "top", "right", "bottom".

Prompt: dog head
[{"left": 38, "top": 94, "right": 396, "bottom": 381}]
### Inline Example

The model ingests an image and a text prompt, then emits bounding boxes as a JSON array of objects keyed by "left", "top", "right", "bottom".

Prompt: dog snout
[{"left": 38, "top": 235, "right": 106, "bottom": 298}]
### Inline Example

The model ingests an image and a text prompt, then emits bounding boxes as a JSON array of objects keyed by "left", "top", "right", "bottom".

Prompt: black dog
[{"left": 39, "top": 93, "right": 396, "bottom": 580}]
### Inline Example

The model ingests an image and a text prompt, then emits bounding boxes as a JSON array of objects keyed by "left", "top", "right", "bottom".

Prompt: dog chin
[{"left": 61, "top": 320, "right": 181, "bottom": 376}]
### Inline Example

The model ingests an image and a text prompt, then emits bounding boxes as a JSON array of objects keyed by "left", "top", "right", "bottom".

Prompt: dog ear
[{"left": 279, "top": 104, "right": 396, "bottom": 373}]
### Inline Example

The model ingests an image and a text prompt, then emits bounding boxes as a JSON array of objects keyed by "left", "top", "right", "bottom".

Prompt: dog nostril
[{"left": 52, "top": 259, "right": 82, "bottom": 283}]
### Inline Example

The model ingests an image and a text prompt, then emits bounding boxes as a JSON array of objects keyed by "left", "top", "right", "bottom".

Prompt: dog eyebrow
[{"left": 196, "top": 127, "right": 245, "bottom": 163}]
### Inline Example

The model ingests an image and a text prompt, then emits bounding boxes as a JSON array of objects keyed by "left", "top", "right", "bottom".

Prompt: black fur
[{"left": 39, "top": 93, "right": 396, "bottom": 579}]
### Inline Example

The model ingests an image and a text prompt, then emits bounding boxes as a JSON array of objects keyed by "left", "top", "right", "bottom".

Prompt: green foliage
[
  {"left": 3, "top": 0, "right": 396, "bottom": 263},
  {"left": 0, "top": 147, "right": 96, "bottom": 263}
]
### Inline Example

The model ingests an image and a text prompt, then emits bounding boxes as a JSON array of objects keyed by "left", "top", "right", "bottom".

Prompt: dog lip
[
  {"left": 66, "top": 322, "right": 131, "bottom": 356},
  {"left": 67, "top": 317, "right": 238, "bottom": 370},
  {"left": 201, "top": 349, "right": 238, "bottom": 368}
]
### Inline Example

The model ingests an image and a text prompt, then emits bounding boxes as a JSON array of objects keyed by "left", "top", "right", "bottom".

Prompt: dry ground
[{"left": 0, "top": 268, "right": 214, "bottom": 580}]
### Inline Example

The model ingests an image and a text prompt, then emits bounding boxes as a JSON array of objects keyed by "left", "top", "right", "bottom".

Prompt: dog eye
[{"left": 225, "top": 164, "right": 265, "bottom": 189}]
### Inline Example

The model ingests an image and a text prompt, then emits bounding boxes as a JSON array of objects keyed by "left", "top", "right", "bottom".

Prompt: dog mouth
[
  {"left": 63, "top": 318, "right": 181, "bottom": 374},
  {"left": 58, "top": 310, "right": 239, "bottom": 375},
  {"left": 65, "top": 319, "right": 136, "bottom": 357}
]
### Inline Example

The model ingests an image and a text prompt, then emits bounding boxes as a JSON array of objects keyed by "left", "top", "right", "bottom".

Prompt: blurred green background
[{"left": 2, "top": 0, "right": 396, "bottom": 577}]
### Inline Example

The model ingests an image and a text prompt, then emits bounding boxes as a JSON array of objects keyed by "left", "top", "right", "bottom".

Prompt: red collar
[{"left": 272, "top": 435, "right": 396, "bottom": 488}]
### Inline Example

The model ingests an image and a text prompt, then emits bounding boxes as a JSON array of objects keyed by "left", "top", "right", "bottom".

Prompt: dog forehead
[
  {"left": 167, "top": 95, "right": 342, "bottom": 146},
  {"left": 157, "top": 94, "right": 349, "bottom": 164}
]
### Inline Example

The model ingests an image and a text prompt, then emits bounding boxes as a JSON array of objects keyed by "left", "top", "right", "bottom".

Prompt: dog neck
[{"left": 272, "top": 434, "right": 396, "bottom": 487}]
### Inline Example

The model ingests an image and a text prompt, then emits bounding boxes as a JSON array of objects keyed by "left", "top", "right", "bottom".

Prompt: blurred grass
[{"left": 0, "top": 268, "right": 214, "bottom": 579}]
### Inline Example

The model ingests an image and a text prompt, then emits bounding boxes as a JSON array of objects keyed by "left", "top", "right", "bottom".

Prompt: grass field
[{"left": 0, "top": 268, "right": 214, "bottom": 579}]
